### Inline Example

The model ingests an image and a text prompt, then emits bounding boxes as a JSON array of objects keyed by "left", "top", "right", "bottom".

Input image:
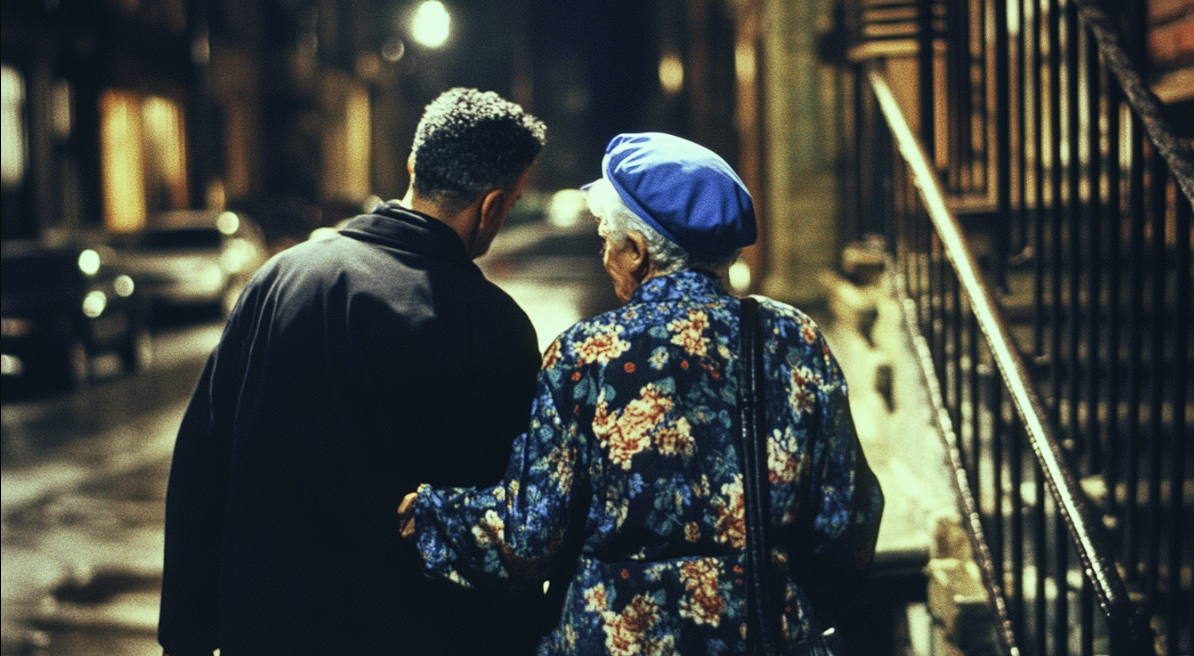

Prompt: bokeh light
[{"left": 411, "top": 1, "right": 451, "bottom": 48}]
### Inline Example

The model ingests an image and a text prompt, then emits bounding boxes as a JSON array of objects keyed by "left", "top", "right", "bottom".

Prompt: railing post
[
  {"left": 918, "top": 0, "right": 935, "bottom": 161},
  {"left": 993, "top": 0, "right": 1010, "bottom": 291}
]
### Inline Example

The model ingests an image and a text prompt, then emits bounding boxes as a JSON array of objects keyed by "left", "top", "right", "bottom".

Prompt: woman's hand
[{"left": 398, "top": 491, "right": 418, "bottom": 541}]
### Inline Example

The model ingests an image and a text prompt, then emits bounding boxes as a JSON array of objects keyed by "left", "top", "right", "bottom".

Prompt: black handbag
[{"left": 738, "top": 296, "right": 844, "bottom": 656}]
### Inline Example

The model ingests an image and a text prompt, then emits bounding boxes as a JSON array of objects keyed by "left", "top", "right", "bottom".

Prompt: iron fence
[{"left": 842, "top": 0, "right": 1192, "bottom": 651}]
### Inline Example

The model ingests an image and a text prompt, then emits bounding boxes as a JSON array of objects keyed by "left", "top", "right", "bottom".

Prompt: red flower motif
[
  {"left": 679, "top": 558, "right": 726, "bottom": 627},
  {"left": 624, "top": 362, "right": 636, "bottom": 373}
]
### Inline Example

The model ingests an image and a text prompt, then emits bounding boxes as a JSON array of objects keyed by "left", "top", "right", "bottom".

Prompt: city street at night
[
  {"left": 2, "top": 321, "right": 221, "bottom": 656},
  {"left": 3, "top": 0, "right": 1189, "bottom": 652}
]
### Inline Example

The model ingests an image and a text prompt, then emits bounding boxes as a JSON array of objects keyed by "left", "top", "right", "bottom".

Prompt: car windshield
[{"left": 141, "top": 228, "right": 222, "bottom": 250}]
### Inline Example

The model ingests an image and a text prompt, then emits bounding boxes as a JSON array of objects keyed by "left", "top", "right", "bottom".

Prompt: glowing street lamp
[{"left": 410, "top": 1, "right": 451, "bottom": 48}]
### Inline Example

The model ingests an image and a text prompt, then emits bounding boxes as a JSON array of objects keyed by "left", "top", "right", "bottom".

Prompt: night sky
[{"left": 395, "top": 0, "right": 663, "bottom": 189}]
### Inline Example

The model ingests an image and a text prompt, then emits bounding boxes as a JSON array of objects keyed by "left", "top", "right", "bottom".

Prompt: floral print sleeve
[
  {"left": 413, "top": 271, "right": 883, "bottom": 656},
  {"left": 764, "top": 302, "right": 884, "bottom": 571}
]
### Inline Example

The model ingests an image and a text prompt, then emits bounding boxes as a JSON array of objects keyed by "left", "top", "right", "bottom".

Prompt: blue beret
[{"left": 587, "top": 132, "right": 756, "bottom": 261}]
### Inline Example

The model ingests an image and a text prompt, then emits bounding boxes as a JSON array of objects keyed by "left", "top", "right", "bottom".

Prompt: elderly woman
[{"left": 399, "top": 132, "right": 883, "bottom": 655}]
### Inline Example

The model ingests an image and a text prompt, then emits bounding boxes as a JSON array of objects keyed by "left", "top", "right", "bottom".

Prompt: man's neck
[{"left": 399, "top": 189, "right": 480, "bottom": 256}]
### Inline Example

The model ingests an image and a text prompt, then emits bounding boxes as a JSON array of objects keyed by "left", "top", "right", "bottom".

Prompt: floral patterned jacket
[{"left": 414, "top": 270, "right": 884, "bottom": 655}]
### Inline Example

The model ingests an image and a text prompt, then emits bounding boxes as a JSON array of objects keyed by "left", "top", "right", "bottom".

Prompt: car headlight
[
  {"left": 200, "top": 263, "right": 226, "bottom": 288},
  {"left": 217, "top": 211, "right": 240, "bottom": 235},
  {"left": 82, "top": 290, "right": 108, "bottom": 318},
  {"left": 219, "top": 238, "right": 258, "bottom": 274},
  {"left": 114, "top": 274, "right": 135, "bottom": 297},
  {"left": 0, "top": 354, "right": 24, "bottom": 376},
  {"left": 1, "top": 317, "right": 34, "bottom": 337},
  {"left": 78, "top": 249, "right": 102, "bottom": 276}
]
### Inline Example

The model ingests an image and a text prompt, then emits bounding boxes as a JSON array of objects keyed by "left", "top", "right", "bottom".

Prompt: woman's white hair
[{"left": 586, "top": 177, "right": 735, "bottom": 273}]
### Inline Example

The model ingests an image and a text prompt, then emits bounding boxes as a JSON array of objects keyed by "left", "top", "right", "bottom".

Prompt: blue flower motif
[{"left": 628, "top": 472, "right": 645, "bottom": 498}]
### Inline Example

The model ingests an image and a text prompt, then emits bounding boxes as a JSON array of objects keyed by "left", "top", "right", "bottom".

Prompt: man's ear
[{"left": 478, "top": 187, "right": 507, "bottom": 233}]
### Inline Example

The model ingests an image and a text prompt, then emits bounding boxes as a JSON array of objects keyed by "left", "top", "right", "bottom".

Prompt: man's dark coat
[{"left": 159, "top": 203, "right": 547, "bottom": 655}]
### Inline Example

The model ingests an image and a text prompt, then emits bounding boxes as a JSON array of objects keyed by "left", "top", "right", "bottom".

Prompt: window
[
  {"left": 1, "top": 65, "right": 27, "bottom": 189},
  {"left": 100, "top": 90, "right": 188, "bottom": 233},
  {"left": 321, "top": 75, "right": 371, "bottom": 201}
]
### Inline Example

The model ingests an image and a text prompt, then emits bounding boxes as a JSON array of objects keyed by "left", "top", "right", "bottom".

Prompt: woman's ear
[{"left": 625, "top": 231, "right": 651, "bottom": 281}]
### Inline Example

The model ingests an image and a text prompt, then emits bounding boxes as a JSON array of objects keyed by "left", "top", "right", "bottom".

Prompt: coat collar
[
  {"left": 339, "top": 201, "right": 473, "bottom": 266},
  {"left": 628, "top": 269, "right": 728, "bottom": 305}
]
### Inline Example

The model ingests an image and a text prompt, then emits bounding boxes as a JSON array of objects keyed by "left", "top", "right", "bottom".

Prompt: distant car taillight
[{"left": 1, "top": 317, "right": 33, "bottom": 337}]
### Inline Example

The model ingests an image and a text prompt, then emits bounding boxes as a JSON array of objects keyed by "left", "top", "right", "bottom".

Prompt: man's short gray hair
[
  {"left": 586, "top": 177, "right": 736, "bottom": 273},
  {"left": 411, "top": 88, "right": 546, "bottom": 208}
]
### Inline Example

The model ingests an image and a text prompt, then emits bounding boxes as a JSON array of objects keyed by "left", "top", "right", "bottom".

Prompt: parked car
[
  {"left": 115, "top": 210, "right": 268, "bottom": 318},
  {"left": 1, "top": 241, "right": 152, "bottom": 394}
]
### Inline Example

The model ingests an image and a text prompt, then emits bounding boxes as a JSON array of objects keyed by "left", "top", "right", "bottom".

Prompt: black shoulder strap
[{"left": 738, "top": 296, "right": 783, "bottom": 655}]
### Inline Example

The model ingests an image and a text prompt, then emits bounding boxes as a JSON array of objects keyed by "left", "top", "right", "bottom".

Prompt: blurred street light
[
  {"left": 411, "top": 1, "right": 451, "bottom": 48},
  {"left": 658, "top": 53, "right": 684, "bottom": 95},
  {"left": 549, "top": 189, "right": 587, "bottom": 228},
  {"left": 381, "top": 38, "right": 406, "bottom": 63},
  {"left": 728, "top": 261, "right": 751, "bottom": 292}
]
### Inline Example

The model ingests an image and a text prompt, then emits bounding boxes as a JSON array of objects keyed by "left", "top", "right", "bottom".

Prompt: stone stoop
[{"left": 926, "top": 512, "right": 1002, "bottom": 656}]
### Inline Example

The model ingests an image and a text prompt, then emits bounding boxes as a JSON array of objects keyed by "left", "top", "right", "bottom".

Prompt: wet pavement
[
  {"left": 479, "top": 219, "right": 622, "bottom": 351},
  {"left": 2, "top": 322, "right": 223, "bottom": 656}
]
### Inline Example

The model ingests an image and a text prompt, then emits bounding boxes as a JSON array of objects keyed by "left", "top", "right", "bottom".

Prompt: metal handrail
[{"left": 867, "top": 66, "right": 1154, "bottom": 655}]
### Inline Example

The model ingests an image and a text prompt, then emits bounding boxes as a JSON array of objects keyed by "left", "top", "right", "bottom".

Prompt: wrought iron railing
[{"left": 840, "top": 0, "right": 1192, "bottom": 652}]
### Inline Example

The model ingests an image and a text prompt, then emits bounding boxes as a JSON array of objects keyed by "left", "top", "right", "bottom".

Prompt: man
[{"left": 159, "top": 88, "right": 549, "bottom": 656}]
